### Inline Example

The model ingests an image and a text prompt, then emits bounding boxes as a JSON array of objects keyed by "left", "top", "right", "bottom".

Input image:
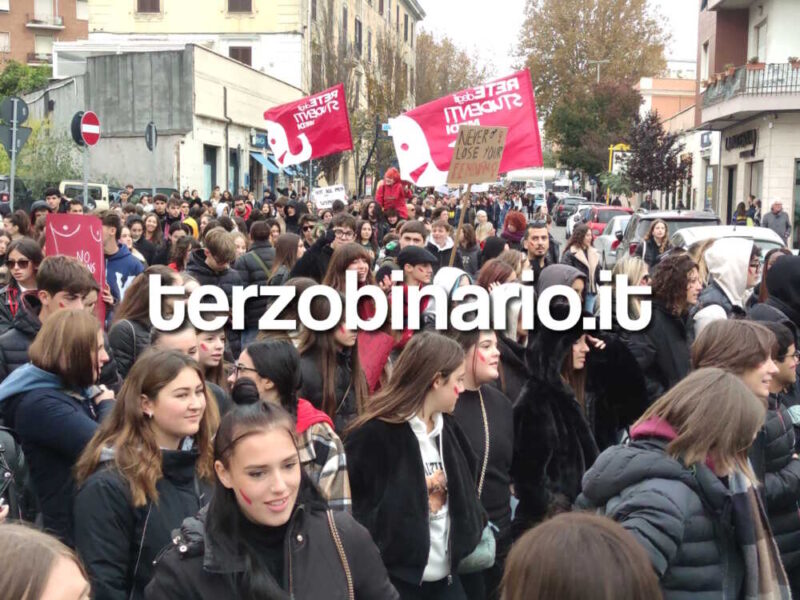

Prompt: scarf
[
  {"left": 729, "top": 469, "right": 791, "bottom": 600},
  {"left": 501, "top": 227, "right": 524, "bottom": 245}
]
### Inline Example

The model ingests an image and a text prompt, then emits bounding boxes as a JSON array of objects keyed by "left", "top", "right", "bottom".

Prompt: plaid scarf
[{"left": 729, "top": 470, "right": 791, "bottom": 599}]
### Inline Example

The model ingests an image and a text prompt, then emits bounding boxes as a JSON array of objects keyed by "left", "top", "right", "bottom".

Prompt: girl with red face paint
[{"left": 448, "top": 329, "right": 514, "bottom": 600}]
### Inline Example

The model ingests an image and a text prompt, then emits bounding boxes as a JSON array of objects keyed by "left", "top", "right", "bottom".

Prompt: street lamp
[{"left": 587, "top": 60, "right": 610, "bottom": 84}]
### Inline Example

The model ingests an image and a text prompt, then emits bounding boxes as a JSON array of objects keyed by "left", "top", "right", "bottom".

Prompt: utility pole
[{"left": 587, "top": 60, "right": 610, "bottom": 84}]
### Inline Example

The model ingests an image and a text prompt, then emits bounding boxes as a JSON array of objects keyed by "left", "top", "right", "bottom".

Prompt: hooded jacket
[
  {"left": 755, "top": 255, "right": 800, "bottom": 330},
  {"left": 494, "top": 334, "right": 527, "bottom": 404},
  {"left": 144, "top": 482, "right": 399, "bottom": 600},
  {"left": 2, "top": 371, "right": 114, "bottom": 545},
  {"left": 425, "top": 236, "right": 463, "bottom": 273},
  {"left": 375, "top": 168, "right": 409, "bottom": 219},
  {"left": 511, "top": 308, "right": 599, "bottom": 535},
  {"left": 345, "top": 416, "right": 484, "bottom": 585},
  {"left": 106, "top": 244, "right": 145, "bottom": 304},
  {"left": 535, "top": 264, "right": 586, "bottom": 296},
  {"left": 692, "top": 238, "right": 753, "bottom": 337},
  {"left": 576, "top": 418, "right": 746, "bottom": 599},
  {"left": 74, "top": 448, "right": 210, "bottom": 600}
]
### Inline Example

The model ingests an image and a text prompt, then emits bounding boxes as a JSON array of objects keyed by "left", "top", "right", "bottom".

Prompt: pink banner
[
  {"left": 389, "top": 70, "right": 543, "bottom": 187},
  {"left": 45, "top": 214, "right": 105, "bottom": 324},
  {"left": 263, "top": 83, "right": 354, "bottom": 168}
]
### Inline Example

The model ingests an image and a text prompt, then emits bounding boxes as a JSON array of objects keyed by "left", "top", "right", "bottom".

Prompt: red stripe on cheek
[
  {"left": 240, "top": 489, "right": 252, "bottom": 505},
  {"left": 200, "top": 343, "right": 209, "bottom": 352}
]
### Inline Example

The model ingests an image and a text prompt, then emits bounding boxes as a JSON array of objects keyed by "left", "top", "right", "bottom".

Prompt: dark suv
[
  {"left": 615, "top": 210, "right": 721, "bottom": 263},
  {"left": 553, "top": 196, "right": 584, "bottom": 226}
]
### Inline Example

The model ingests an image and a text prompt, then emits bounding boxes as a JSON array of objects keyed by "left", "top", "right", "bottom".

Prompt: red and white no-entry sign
[{"left": 80, "top": 111, "right": 101, "bottom": 146}]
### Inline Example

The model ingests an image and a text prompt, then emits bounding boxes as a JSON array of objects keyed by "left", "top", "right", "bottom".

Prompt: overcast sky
[{"left": 419, "top": 0, "right": 698, "bottom": 77}]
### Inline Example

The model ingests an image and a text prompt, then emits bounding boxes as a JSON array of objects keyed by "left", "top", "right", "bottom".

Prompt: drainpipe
[{"left": 224, "top": 87, "right": 230, "bottom": 193}]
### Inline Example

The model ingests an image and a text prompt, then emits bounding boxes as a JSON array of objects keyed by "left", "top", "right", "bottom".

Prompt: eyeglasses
[
  {"left": 749, "top": 262, "right": 762, "bottom": 271},
  {"left": 7, "top": 259, "right": 30, "bottom": 269},
  {"left": 232, "top": 363, "right": 259, "bottom": 377},
  {"left": 333, "top": 229, "right": 355, "bottom": 240},
  {"left": 302, "top": 225, "right": 315, "bottom": 232}
]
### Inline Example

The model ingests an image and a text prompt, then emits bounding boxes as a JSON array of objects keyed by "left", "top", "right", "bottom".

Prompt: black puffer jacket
[
  {"left": 145, "top": 486, "right": 398, "bottom": 600},
  {"left": 289, "top": 233, "right": 335, "bottom": 283},
  {"left": 234, "top": 242, "right": 276, "bottom": 330},
  {"left": 74, "top": 449, "right": 210, "bottom": 600},
  {"left": 299, "top": 347, "right": 359, "bottom": 434},
  {"left": 0, "top": 426, "right": 36, "bottom": 522},
  {"left": 493, "top": 334, "right": 527, "bottom": 404},
  {"left": 0, "top": 281, "right": 22, "bottom": 334},
  {"left": 576, "top": 434, "right": 745, "bottom": 599},
  {"left": 511, "top": 319, "right": 599, "bottom": 535},
  {"left": 627, "top": 301, "right": 693, "bottom": 405},
  {"left": 345, "top": 417, "right": 484, "bottom": 585},
  {"left": 751, "top": 393, "right": 800, "bottom": 575},
  {"left": 107, "top": 319, "right": 150, "bottom": 378},
  {"left": 0, "top": 293, "right": 42, "bottom": 382}
]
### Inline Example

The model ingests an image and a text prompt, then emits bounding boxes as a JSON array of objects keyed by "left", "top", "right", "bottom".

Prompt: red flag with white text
[
  {"left": 389, "top": 70, "right": 542, "bottom": 187},
  {"left": 263, "top": 83, "right": 354, "bottom": 169}
]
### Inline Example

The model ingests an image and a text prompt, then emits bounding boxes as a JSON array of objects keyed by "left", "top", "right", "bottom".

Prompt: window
[
  {"left": 367, "top": 29, "right": 372, "bottom": 63},
  {"left": 76, "top": 0, "right": 89, "bottom": 20},
  {"left": 229, "top": 46, "right": 252, "bottom": 67},
  {"left": 700, "top": 41, "right": 709, "bottom": 83},
  {"left": 137, "top": 0, "right": 160, "bottom": 13},
  {"left": 0, "top": 0, "right": 8, "bottom": 12},
  {"left": 311, "top": 0, "right": 316, "bottom": 21},
  {"left": 355, "top": 18, "right": 362, "bottom": 56},
  {"left": 755, "top": 20, "right": 767, "bottom": 62},
  {"left": 379, "top": 0, "right": 383, "bottom": 16},
  {"left": 747, "top": 160, "right": 763, "bottom": 200},
  {"left": 34, "top": 35, "right": 53, "bottom": 56},
  {"left": 342, "top": 5, "right": 348, "bottom": 42},
  {"left": 404, "top": 13, "right": 408, "bottom": 42},
  {"left": 0, "top": 33, "right": 9, "bottom": 53},
  {"left": 228, "top": 0, "right": 252, "bottom": 12},
  {"left": 410, "top": 20, "right": 414, "bottom": 48}
]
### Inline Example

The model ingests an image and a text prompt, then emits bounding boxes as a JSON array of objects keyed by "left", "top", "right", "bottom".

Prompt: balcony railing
[
  {"left": 25, "top": 14, "right": 64, "bottom": 28},
  {"left": 27, "top": 52, "right": 53, "bottom": 64},
  {"left": 702, "top": 63, "right": 800, "bottom": 108}
]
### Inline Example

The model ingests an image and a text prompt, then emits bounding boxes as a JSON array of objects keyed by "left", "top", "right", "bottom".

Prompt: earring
[{"left": 145, "top": 412, "right": 153, "bottom": 419}]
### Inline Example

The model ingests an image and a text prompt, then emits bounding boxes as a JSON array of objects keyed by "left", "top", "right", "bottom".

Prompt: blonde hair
[
  {"left": 687, "top": 238, "right": 716, "bottom": 286},
  {"left": 635, "top": 367, "right": 765, "bottom": 481},
  {"left": 611, "top": 257, "right": 649, "bottom": 319}
]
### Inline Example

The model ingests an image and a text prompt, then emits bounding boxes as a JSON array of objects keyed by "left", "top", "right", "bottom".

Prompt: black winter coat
[
  {"left": 145, "top": 494, "right": 399, "bottom": 600},
  {"left": 426, "top": 241, "right": 463, "bottom": 273},
  {"left": 494, "top": 334, "right": 527, "bottom": 404},
  {"left": 0, "top": 281, "right": 22, "bottom": 334},
  {"left": 289, "top": 234, "right": 334, "bottom": 283},
  {"left": 634, "top": 238, "right": 668, "bottom": 268},
  {"left": 107, "top": 319, "right": 150, "bottom": 379},
  {"left": 299, "top": 347, "right": 358, "bottom": 434},
  {"left": 134, "top": 238, "right": 157, "bottom": 266},
  {"left": 576, "top": 436, "right": 746, "bottom": 600},
  {"left": 461, "top": 244, "right": 480, "bottom": 277},
  {"left": 751, "top": 393, "right": 800, "bottom": 575},
  {"left": 234, "top": 242, "right": 276, "bottom": 330},
  {"left": 0, "top": 426, "right": 36, "bottom": 522},
  {"left": 74, "top": 449, "right": 210, "bottom": 600},
  {"left": 511, "top": 324, "right": 599, "bottom": 535},
  {"left": 0, "top": 294, "right": 42, "bottom": 382},
  {"left": 628, "top": 302, "right": 693, "bottom": 405},
  {"left": 345, "top": 417, "right": 484, "bottom": 585}
]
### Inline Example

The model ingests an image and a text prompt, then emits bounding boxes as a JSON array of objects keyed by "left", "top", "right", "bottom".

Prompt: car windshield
[
  {"left": 636, "top": 218, "right": 720, "bottom": 239},
  {"left": 598, "top": 209, "right": 629, "bottom": 223},
  {"left": 603, "top": 216, "right": 630, "bottom": 235}
]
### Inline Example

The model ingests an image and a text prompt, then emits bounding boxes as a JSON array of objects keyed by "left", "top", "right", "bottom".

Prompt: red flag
[
  {"left": 389, "top": 70, "right": 542, "bottom": 187},
  {"left": 263, "top": 83, "right": 353, "bottom": 168},
  {"left": 44, "top": 213, "right": 106, "bottom": 324}
]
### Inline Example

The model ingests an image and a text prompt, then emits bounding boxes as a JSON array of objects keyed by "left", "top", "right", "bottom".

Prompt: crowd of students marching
[{"left": 0, "top": 176, "right": 799, "bottom": 600}]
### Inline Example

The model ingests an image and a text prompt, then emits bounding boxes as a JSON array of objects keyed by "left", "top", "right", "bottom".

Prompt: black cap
[{"left": 398, "top": 246, "right": 437, "bottom": 268}]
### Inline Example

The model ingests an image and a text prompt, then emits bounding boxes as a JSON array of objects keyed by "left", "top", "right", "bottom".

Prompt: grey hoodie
[{"left": 536, "top": 264, "right": 587, "bottom": 295}]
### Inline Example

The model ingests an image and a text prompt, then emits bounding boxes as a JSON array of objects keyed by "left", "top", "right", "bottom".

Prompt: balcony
[
  {"left": 27, "top": 52, "right": 53, "bottom": 65},
  {"left": 25, "top": 14, "right": 65, "bottom": 30},
  {"left": 700, "top": 62, "right": 800, "bottom": 129},
  {"left": 707, "top": 0, "right": 755, "bottom": 9}
]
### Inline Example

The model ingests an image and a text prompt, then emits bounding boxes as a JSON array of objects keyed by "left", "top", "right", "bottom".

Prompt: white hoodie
[
  {"left": 408, "top": 413, "right": 450, "bottom": 582},
  {"left": 693, "top": 237, "right": 754, "bottom": 337}
]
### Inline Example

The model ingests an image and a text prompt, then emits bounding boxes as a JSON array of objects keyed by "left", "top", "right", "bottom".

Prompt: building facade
[
  {"left": 0, "top": 0, "right": 88, "bottom": 67},
  {"left": 697, "top": 0, "right": 800, "bottom": 245}
]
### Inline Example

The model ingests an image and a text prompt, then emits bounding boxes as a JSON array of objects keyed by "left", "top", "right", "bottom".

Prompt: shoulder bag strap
[
  {"left": 477, "top": 389, "right": 489, "bottom": 498},
  {"left": 326, "top": 510, "right": 354, "bottom": 600},
  {"left": 250, "top": 251, "right": 272, "bottom": 280},
  {"left": 125, "top": 320, "right": 138, "bottom": 363}
]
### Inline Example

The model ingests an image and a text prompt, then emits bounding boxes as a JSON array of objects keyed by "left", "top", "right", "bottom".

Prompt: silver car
[{"left": 595, "top": 214, "right": 631, "bottom": 268}]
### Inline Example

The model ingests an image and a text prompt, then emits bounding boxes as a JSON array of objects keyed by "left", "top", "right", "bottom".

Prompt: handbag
[
  {"left": 326, "top": 510, "right": 354, "bottom": 600},
  {"left": 457, "top": 389, "right": 497, "bottom": 574}
]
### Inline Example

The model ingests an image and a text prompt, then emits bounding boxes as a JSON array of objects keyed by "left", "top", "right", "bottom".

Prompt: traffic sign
[
  {"left": 80, "top": 111, "right": 101, "bottom": 146},
  {"left": 0, "top": 125, "right": 31, "bottom": 154},
  {"left": 145, "top": 122, "right": 157, "bottom": 151},
  {"left": 0, "top": 97, "right": 28, "bottom": 126}
]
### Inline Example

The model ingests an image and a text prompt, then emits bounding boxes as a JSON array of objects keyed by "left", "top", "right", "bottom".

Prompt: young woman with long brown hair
[
  {"left": 298, "top": 293, "right": 368, "bottom": 433},
  {"left": 577, "top": 368, "right": 788, "bottom": 600},
  {"left": 73, "top": 350, "right": 216, "bottom": 600},
  {"left": 345, "top": 332, "right": 484, "bottom": 599},
  {"left": 561, "top": 223, "right": 600, "bottom": 312},
  {"left": 635, "top": 218, "right": 672, "bottom": 268},
  {"left": 268, "top": 232, "right": 305, "bottom": 286},
  {"left": 323, "top": 243, "right": 377, "bottom": 321}
]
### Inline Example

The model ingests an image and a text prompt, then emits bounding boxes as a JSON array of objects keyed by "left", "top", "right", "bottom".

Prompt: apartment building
[
  {"left": 697, "top": 0, "right": 800, "bottom": 244},
  {"left": 0, "top": 0, "right": 88, "bottom": 67}
]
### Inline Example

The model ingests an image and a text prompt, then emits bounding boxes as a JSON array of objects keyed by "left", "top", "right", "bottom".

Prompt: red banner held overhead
[
  {"left": 44, "top": 214, "right": 106, "bottom": 324},
  {"left": 263, "top": 83, "right": 354, "bottom": 169},
  {"left": 389, "top": 70, "right": 543, "bottom": 187}
]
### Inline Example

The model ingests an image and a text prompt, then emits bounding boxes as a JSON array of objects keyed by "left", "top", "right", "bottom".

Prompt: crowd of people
[{"left": 0, "top": 176, "right": 799, "bottom": 600}]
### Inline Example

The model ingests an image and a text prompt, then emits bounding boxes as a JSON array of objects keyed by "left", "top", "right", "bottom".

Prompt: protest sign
[
  {"left": 45, "top": 213, "right": 105, "bottom": 323},
  {"left": 389, "top": 70, "right": 542, "bottom": 187},
  {"left": 447, "top": 126, "right": 507, "bottom": 185},
  {"left": 312, "top": 184, "right": 347, "bottom": 209},
  {"left": 263, "top": 83, "right": 353, "bottom": 169}
]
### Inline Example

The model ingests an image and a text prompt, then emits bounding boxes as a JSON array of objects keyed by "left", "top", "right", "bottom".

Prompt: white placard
[{"left": 312, "top": 185, "right": 347, "bottom": 209}]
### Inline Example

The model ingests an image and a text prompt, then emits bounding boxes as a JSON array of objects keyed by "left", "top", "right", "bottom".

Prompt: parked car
[
  {"left": 59, "top": 181, "right": 109, "bottom": 211},
  {"left": 132, "top": 187, "right": 180, "bottom": 202},
  {"left": 670, "top": 225, "right": 785, "bottom": 261},
  {"left": 615, "top": 210, "right": 721, "bottom": 264},
  {"left": 566, "top": 202, "right": 605, "bottom": 237},
  {"left": 0, "top": 176, "right": 33, "bottom": 212},
  {"left": 583, "top": 206, "right": 634, "bottom": 236},
  {"left": 594, "top": 214, "right": 632, "bottom": 268},
  {"left": 553, "top": 196, "right": 584, "bottom": 226}
]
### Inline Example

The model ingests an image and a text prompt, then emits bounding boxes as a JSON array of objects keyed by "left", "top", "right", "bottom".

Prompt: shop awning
[{"left": 251, "top": 152, "right": 279, "bottom": 174}]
